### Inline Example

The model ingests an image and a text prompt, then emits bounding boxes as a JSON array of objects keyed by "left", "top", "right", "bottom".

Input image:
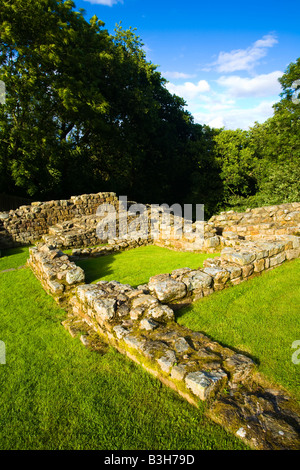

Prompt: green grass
[
  {"left": 1, "top": 245, "right": 299, "bottom": 449},
  {"left": 177, "top": 258, "right": 300, "bottom": 402},
  {"left": 0, "top": 246, "right": 30, "bottom": 271},
  {"left": 0, "top": 247, "right": 247, "bottom": 450},
  {"left": 75, "top": 245, "right": 220, "bottom": 286}
]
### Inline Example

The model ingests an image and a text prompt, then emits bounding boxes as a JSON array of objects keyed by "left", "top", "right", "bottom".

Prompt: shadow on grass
[
  {"left": 0, "top": 246, "right": 31, "bottom": 271},
  {"left": 175, "top": 300, "right": 261, "bottom": 367},
  {"left": 75, "top": 253, "right": 117, "bottom": 284},
  {"left": 0, "top": 246, "right": 27, "bottom": 257},
  {"left": 76, "top": 251, "right": 261, "bottom": 366}
]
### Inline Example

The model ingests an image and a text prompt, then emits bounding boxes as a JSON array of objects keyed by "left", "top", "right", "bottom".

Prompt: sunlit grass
[
  {"left": 177, "top": 258, "right": 300, "bottom": 402},
  {"left": 0, "top": 248, "right": 246, "bottom": 450},
  {"left": 75, "top": 245, "right": 220, "bottom": 286}
]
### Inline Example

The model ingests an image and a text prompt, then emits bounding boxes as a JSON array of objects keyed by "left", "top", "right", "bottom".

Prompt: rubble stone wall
[
  {"left": 2, "top": 194, "right": 299, "bottom": 255},
  {"left": 208, "top": 202, "right": 300, "bottom": 239},
  {"left": 27, "top": 241, "right": 300, "bottom": 450},
  {"left": 0, "top": 192, "right": 118, "bottom": 249}
]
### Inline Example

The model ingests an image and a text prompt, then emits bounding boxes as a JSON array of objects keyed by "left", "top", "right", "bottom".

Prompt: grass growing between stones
[
  {"left": 75, "top": 245, "right": 220, "bottom": 286},
  {"left": 177, "top": 258, "right": 300, "bottom": 403},
  {"left": 0, "top": 249, "right": 247, "bottom": 450}
]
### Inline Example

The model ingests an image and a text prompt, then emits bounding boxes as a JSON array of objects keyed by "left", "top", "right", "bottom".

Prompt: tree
[
  {"left": 212, "top": 128, "right": 257, "bottom": 209},
  {"left": 246, "top": 59, "right": 300, "bottom": 206},
  {"left": 0, "top": 0, "right": 197, "bottom": 207},
  {"left": 0, "top": 0, "right": 116, "bottom": 197}
]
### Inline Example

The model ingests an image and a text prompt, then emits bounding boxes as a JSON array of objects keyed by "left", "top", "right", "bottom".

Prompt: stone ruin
[{"left": 1, "top": 193, "right": 300, "bottom": 450}]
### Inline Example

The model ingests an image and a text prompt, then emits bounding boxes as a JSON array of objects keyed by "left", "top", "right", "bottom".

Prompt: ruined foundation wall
[
  {"left": 208, "top": 202, "right": 300, "bottom": 239},
  {"left": 27, "top": 241, "right": 300, "bottom": 450},
  {"left": 0, "top": 192, "right": 118, "bottom": 249}
]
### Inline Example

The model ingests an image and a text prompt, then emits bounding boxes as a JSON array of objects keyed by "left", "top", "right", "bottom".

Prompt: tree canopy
[
  {"left": 0, "top": 0, "right": 299, "bottom": 217},
  {"left": 0, "top": 0, "right": 194, "bottom": 204}
]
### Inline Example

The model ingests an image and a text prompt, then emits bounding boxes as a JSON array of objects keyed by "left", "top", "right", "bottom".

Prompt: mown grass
[
  {"left": 177, "top": 258, "right": 300, "bottom": 402},
  {"left": 75, "top": 245, "right": 220, "bottom": 286},
  {"left": 0, "top": 246, "right": 30, "bottom": 271},
  {"left": 0, "top": 247, "right": 247, "bottom": 450}
]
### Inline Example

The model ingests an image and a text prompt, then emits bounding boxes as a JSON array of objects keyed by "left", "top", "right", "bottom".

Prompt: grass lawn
[
  {"left": 0, "top": 247, "right": 247, "bottom": 450},
  {"left": 0, "top": 246, "right": 31, "bottom": 271},
  {"left": 1, "top": 245, "right": 299, "bottom": 450},
  {"left": 75, "top": 245, "right": 221, "bottom": 286},
  {"left": 177, "top": 258, "right": 300, "bottom": 403}
]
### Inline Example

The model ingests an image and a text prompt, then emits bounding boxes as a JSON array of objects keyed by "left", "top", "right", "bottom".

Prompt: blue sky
[{"left": 75, "top": 0, "right": 300, "bottom": 130}]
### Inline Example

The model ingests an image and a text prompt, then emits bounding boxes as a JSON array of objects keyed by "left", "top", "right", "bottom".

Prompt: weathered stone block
[
  {"left": 170, "top": 364, "right": 188, "bottom": 381},
  {"left": 148, "top": 274, "right": 187, "bottom": 302},
  {"left": 203, "top": 266, "right": 230, "bottom": 284},
  {"left": 113, "top": 325, "right": 129, "bottom": 339},
  {"left": 242, "top": 263, "right": 254, "bottom": 278},
  {"left": 221, "top": 251, "right": 256, "bottom": 266},
  {"left": 147, "top": 304, "right": 175, "bottom": 322},
  {"left": 157, "top": 349, "right": 177, "bottom": 373},
  {"left": 94, "top": 298, "right": 117, "bottom": 323},
  {"left": 285, "top": 248, "right": 300, "bottom": 260},
  {"left": 269, "top": 252, "right": 286, "bottom": 267},
  {"left": 47, "top": 280, "right": 64, "bottom": 295},
  {"left": 223, "top": 264, "right": 242, "bottom": 279},
  {"left": 254, "top": 258, "right": 265, "bottom": 272},
  {"left": 223, "top": 353, "right": 255, "bottom": 384},
  {"left": 123, "top": 335, "right": 146, "bottom": 353},
  {"left": 185, "top": 369, "right": 227, "bottom": 400},
  {"left": 139, "top": 318, "right": 159, "bottom": 331},
  {"left": 66, "top": 266, "right": 85, "bottom": 285},
  {"left": 131, "top": 294, "right": 158, "bottom": 310},
  {"left": 204, "top": 236, "right": 220, "bottom": 248},
  {"left": 174, "top": 337, "right": 191, "bottom": 354},
  {"left": 182, "top": 270, "right": 213, "bottom": 291}
]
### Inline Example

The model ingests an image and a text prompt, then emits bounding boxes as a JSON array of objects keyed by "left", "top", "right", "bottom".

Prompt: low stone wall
[
  {"left": 27, "top": 241, "right": 300, "bottom": 450},
  {"left": 3, "top": 194, "right": 299, "bottom": 255},
  {"left": 66, "top": 235, "right": 300, "bottom": 305},
  {"left": 7, "top": 195, "right": 300, "bottom": 449},
  {"left": 28, "top": 244, "right": 85, "bottom": 304},
  {"left": 0, "top": 192, "right": 118, "bottom": 249},
  {"left": 40, "top": 206, "right": 212, "bottom": 252},
  {"left": 209, "top": 202, "right": 300, "bottom": 239}
]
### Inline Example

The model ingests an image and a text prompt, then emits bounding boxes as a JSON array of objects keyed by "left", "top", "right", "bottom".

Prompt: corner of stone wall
[{"left": 28, "top": 243, "right": 85, "bottom": 305}]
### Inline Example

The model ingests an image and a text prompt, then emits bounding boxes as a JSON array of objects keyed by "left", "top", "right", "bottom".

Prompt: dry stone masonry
[
  {"left": 3, "top": 194, "right": 300, "bottom": 449},
  {"left": 29, "top": 244, "right": 85, "bottom": 303},
  {"left": 0, "top": 192, "right": 118, "bottom": 249},
  {"left": 27, "top": 241, "right": 300, "bottom": 450}
]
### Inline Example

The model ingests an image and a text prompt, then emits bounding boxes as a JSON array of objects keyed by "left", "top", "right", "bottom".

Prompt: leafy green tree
[
  {"left": 0, "top": 0, "right": 115, "bottom": 197},
  {"left": 0, "top": 0, "right": 197, "bottom": 207},
  {"left": 185, "top": 124, "right": 223, "bottom": 219},
  {"left": 212, "top": 128, "right": 257, "bottom": 209},
  {"left": 246, "top": 59, "right": 300, "bottom": 206}
]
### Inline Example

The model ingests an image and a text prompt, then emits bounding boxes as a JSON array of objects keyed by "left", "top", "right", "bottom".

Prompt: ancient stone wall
[
  {"left": 0, "top": 192, "right": 118, "bottom": 249},
  {"left": 209, "top": 202, "right": 300, "bottom": 239},
  {"left": 3, "top": 192, "right": 300, "bottom": 448},
  {"left": 3, "top": 192, "right": 299, "bottom": 255},
  {"left": 29, "top": 243, "right": 85, "bottom": 303},
  {"left": 27, "top": 241, "right": 300, "bottom": 450}
]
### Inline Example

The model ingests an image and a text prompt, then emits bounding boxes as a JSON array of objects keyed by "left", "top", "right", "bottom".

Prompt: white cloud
[
  {"left": 166, "top": 80, "right": 210, "bottom": 101},
  {"left": 82, "top": 0, "right": 123, "bottom": 6},
  {"left": 193, "top": 100, "right": 276, "bottom": 130},
  {"left": 165, "top": 73, "right": 280, "bottom": 129},
  {"left": 162, "top": 71, "right": 196, "bottom": 79},
  {"left": 210, "top": 33, "right": 278, "bottom": 73},
  {"left": 217, "top": 71, "right": 283, "bottom": 98}
]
